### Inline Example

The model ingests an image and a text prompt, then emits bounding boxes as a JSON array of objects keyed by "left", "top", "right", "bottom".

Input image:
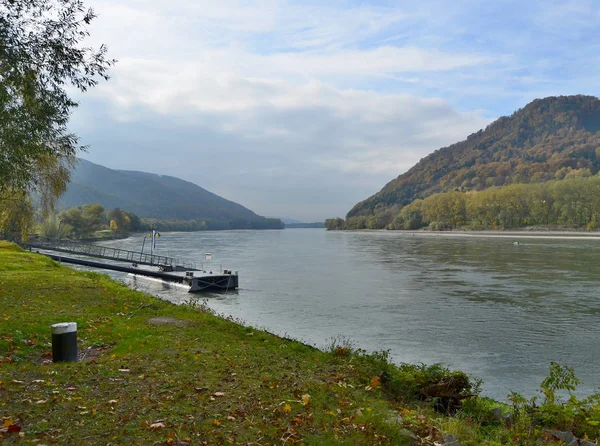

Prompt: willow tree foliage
[{"left": 0, "top": 0, "right": 114, "bottom": 237}]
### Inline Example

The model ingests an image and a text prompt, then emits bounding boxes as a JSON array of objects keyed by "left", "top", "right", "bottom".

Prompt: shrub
[
  {"left": 508, "top": 362, "right": 600, "bottom": 440},
  {"left": 351, "top": 349, "right": 481, "bottom": 415}
]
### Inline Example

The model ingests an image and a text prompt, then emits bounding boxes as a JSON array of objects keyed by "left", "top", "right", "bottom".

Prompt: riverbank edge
[
  {"left": 0, "top": 241, "right": 592, "bottom": 445},
  {"left": 329, "top": 228, "right": 600, "bottom": 240}
]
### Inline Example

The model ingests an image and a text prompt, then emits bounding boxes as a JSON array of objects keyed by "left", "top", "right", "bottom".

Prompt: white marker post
[
  {"left": 205, "top": 252, "right": 212, "bottom": 271},
  {"left": 51, "top": 322, "right": 78, "bottom": 362}
]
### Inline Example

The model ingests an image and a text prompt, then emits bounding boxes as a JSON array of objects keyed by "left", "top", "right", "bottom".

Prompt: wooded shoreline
[{"left": 334, "top": 228, "right": 600, "bottom": 240}]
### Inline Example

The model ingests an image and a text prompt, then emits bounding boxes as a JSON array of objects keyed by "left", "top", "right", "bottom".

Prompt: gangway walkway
[{"left": 25, "top": 238, "right": 200, "bottom": 271}]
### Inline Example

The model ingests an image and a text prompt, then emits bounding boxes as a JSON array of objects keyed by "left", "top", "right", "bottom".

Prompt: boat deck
[{"left": 38, "top": 251, "right": 238, "bottom": 293}]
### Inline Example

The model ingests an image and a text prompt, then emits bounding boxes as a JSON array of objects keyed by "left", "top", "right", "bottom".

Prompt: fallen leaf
[
  {"left": 213, "top": 392, "right": 225, "bottom": 397},
  {"left": 370, "top": 376, "right": 381, "bottom": 388},
  {"left": 149, "top": 422, "right": 166, "bottom": 429},
  {"left": 301, "top": 394, "right": 310, "bottom": 406},
  {"left": 213, "top": 419, "right": 221, "bottom": 426},
  {"left": 108, "top": 399, "right": 118, "bottom": 404},
  {"left": 7, "top": 424, "right": 21, "bottom": 433},
  {"left": 283, "top": 403, "right": 292, "bottom": 413}
]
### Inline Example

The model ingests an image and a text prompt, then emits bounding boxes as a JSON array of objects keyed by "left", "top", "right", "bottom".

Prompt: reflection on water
[{"left": 96, "top": 230, "right": 600, "bottom": 400}]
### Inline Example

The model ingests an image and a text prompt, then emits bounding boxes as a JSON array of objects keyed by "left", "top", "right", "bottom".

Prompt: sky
[{"left": 70, "top": 0, "right": 600, "bottom": 221}]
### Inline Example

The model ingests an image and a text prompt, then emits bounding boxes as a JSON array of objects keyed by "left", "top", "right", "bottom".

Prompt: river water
[{"left": 96, "top": 229, "right": 600, "bottom": 400}]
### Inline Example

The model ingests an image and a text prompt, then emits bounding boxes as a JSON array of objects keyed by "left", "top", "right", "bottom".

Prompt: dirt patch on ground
[
  {"left": 79, "top": 346, "right": 108, "bottom": 362},
  {"left": 147, "top": 316, "right": 195, "bottom": 327}
]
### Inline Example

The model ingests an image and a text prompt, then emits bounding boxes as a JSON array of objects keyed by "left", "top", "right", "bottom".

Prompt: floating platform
[
  {"left": 128, "top": 270, "right": 238, "bottom": 292},
  {"left": 42, "top": 253, "right": 239, "bottom": 293},
  {"left": 26, "top": 238, "right": 201, "bottom": 270}
]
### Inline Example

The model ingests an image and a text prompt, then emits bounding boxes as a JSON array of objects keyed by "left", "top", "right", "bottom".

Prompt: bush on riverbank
[{"left": 0, "top": 241, "right": 598, "bottom": 444}]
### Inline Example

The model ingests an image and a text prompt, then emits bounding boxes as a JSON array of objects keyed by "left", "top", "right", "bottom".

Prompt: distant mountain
[
  {"left": 348, "top": 95, "right": 600, "bottom": 223},
  {"left": 59, "top": 159, "right": 262, "bottom": 222},
  {"left": 285, "top": 222, "right": 325, "bottom": 228},
  {"left": 269, "top": 217, "right": 305, "bottom": 225},
  {"left": 266, "top": 217, "right": 325, "bottom": 228}
]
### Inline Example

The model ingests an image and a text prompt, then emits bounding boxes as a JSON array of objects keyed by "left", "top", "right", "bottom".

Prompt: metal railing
[{"left": 26, "top": 238, "right": 201, "bottom": 270}]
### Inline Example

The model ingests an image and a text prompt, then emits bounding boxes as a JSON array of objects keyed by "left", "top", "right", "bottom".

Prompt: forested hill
[
  {"left": 59, "top": 159, "right": 262, "bottom": 222},
  {"left": 347, "top": 95, "right": 600, "bottom": 222}
]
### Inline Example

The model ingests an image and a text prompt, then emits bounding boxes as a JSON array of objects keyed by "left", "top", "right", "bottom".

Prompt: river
[{"left": 96, "top": 229, "right": 600, "bottom": 400}]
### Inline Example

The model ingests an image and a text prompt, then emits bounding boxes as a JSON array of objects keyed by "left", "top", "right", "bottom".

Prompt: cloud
[
  {"left": 70, "top": 0, "right": 599, "bottom": 221},
  {"left": 73, "top": 76, "right": 490, "bottom": 220}
]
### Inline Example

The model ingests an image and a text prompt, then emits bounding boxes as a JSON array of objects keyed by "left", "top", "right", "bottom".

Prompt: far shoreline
[{"left": 335, "top": 228, "right": 600, "bottom": 240}]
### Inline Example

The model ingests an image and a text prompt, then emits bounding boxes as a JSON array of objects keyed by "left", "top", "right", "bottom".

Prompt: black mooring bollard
[{"left": 51, "top": 322, "right": 78, "bottom": 363}]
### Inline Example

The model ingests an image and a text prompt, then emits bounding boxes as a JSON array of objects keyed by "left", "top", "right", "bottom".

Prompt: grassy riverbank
[{"left": 0, "top": 242, "right": 596, "bottom": 445}]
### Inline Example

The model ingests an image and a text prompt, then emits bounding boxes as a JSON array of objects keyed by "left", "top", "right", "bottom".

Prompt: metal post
[
  {"left": 51, "top": 322, "right": 78, "bottom": 363},
  {"left": 151, "top": 228, "right": 156, "bottom": 257},
  {"left": 140, "top": 235, "right": 146, "bottom": 261}
]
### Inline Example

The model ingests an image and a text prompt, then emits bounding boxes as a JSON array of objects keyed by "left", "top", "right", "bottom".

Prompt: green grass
[
  {"left": 1, "top": 241, "right": 598, "bottom": 445},
  {"left": 0, "top": 242, "right": 416, "bottom": 444}
]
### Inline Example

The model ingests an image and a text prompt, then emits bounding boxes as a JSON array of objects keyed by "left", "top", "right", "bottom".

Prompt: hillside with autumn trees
[
  {"left": 337, "top": 95, "right": 600, "bottom": 230},
  {"left": 56, "top": 159, "right": 283, "bottom": 231}
]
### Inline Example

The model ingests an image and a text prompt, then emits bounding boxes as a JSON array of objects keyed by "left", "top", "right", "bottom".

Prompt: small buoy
[{"left": 513, "top": 241, "right": 520, "bottom": 245}]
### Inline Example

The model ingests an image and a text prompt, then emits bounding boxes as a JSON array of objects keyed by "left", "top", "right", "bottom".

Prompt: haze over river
[{"left": 97, "top": 229, "right": 600, "bottom": 400}]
